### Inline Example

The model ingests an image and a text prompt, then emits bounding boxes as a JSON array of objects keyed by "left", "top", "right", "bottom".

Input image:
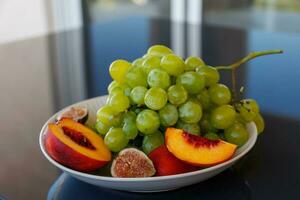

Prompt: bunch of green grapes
[{"left": 95, "top": 45, "right": 265, "bottom": 153}]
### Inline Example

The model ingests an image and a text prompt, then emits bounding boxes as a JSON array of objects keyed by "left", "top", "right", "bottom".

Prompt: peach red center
[
  {"left": 182, "top": 132, "right": 220, "bottom": 148},
  {"left": 62, "top": 127, "right": 96, "bottom": 150}
]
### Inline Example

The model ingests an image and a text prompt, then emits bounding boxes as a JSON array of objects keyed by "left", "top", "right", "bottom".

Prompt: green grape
[
  {"left": 253, "top": 113, "right": 265, "bottom": 134},
  {"left": 208, "top": 83, "right": 231, "bottom": 105},
  {"left": 179, "top": 100, "right": 202, "bottom": 123},
  {"left": 160, "top": 54, "right": 185, "bottom": 76},
  {"left": 125, "top": 67, "right": 147, "bottom": 88},
  {"left": 142, "top": 56, "right": 161, "bottom": 75},
  {"left": 199, "top": 112, "right": 217, "bottom": 133},
  {"left": 235, "top": 113, "right": 247, "bottom": 125},
  {"left": 197, "top": 89, "right": 211, "bottom": 110},
  {"left": 224, "top": 122, "right": 249, "bottom": 146},
  {"left": 123, "top": 86, "right": 131, "bottom": 97},
  {"left": 105, "top": 93, "right": 112, "bottom": 104},
  {"left": 211, "top": 105, "right": 236, "bottom": 129},
  {"left": 124, "top": 87, "right": 131, "bottom": 97},
  {"left": 132, "top": 58, "right": 144, "bottom": 67},
  {"left": 176, "top": 71, "right": 205, "bottom": 94},
  {"left": 176, "top": 120, "right": 200, "bottom": 135},
  {"left": 136, "top": 109, "right": 160, "bottom": 134},
  {"left": 142, "top": 131, "right": 164, "bottom": 154},
  {"left": 123, "top": 111, "right": 137, "bottom": 124},
  {"left": 144, "top": 87, "right": 168, "bottom": 110},
  {"left": 108, "top": 81, "right": 119, "bottom": 94},
  {"left": 159, "top": 103, "right": 178, "bottom": 127},
  {"left": 130, "top": 86, "right": 147, "bottom": 105},
  {"left": 110, "top": 112, "right": 124, "bottom": 127},
  {"left": 96, "top": 105, "right": 116, "bottom": 126},
  {"left": 147, "top": 68, "right": 170, "bottom": 89},
  {"left": 109, "top": 87, "right": 123, "bottom": 96},
  {"left": 109, "top": 83, "right": 131, "bottom": 97},
  {"left": 196, "top": 65, "right": 220, "bottom": 86},
  {"left": 204, "top": 132, "right": 220, "bottom": 140},
  {"left": 97, "top": 105, "right": 123, "bottom": 127},
  {"left": 94, "top": 120, "right": 110, "bottom": 135},
  {"left": 185, "top": 56, "right": 205, "bottom": 71},
  {"left": 104, "top": 128, "right": 128, "bottom": 152},
  {"left": 142, "top": 54, "right": 156, "bottom": 60},
  {"left": 122, "top": 121, "right": 138, "bottom": 139},
  {"left": 109, "top": 60, "right": 132, "bottom": 83},
  {"left": 188, "top": 96, "right": 202, "bottom": 105},
  {"left": 108, "top": 92, "right": 130, "bottom": 113},
  {"left": 236, "top": 99, "right": 260, "bottom": 122},
  {"left": 167, "top": 84, "right": 188, "bottom": 106},
  {"left": 142, "top": 54, "right": 149, "bottom": 59},
  {"left": 147, "top": 45, "right": 173, "bottom": 58}
]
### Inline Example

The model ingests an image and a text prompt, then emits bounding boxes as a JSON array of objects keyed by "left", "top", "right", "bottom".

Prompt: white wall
[
  {"left": 0, "top": 0, "right": 82, "bottom": 45},
  {"left": 0, "top": 0, "right": 49, "bottom": 44}
]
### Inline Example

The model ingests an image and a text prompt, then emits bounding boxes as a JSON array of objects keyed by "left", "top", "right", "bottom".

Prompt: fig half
[
  {"left": 56, "top": 107, "right": 88, "bottom": 124},
  {"left": 111, "top": 148, "right": 155, "bottom": 178}
]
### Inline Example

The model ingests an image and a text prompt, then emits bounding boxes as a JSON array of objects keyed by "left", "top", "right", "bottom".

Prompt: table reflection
[{"left": 47, "top": 169, "right": 251, "bottom": 200}]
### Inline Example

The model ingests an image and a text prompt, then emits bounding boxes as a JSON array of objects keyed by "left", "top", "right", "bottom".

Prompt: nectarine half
[
  {"left": 45, "top": 119, "right": 111, "bottom": 172},
  {"left": 165, "top": 128, "right": 237, "bottom": 167}
]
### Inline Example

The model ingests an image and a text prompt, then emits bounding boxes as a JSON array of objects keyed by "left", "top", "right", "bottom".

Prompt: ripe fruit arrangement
[
  {"left": 45, "top": 45, "right": 282, "bottom": 177},
  {"left": 96, "top": 45, "right": 282, "bottom": 152}
]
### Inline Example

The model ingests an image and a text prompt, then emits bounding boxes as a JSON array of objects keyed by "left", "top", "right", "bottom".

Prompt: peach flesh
[{"left": 165, "top": 128, "right": 237, "bottom": 167}]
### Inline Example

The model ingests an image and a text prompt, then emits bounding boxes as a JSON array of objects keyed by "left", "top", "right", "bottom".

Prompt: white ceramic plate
[{"left": 39, "top": 96, "right": 258, "bottom": 192}]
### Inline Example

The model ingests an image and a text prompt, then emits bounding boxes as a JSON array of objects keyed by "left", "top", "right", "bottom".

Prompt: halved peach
[
  {"left": 165, "top": 128, "right": 237, "bottom": 167},
  {"left": 45, "top": 119, "right": 111, "bottom": 172}
]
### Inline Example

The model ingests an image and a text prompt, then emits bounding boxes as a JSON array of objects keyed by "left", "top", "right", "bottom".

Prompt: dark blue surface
[
  {"left": 247, "top": 30, "right": 300, "bottom": 118},
  {"left": 48, "top": 170, "right": 251, "bottom": 200}
]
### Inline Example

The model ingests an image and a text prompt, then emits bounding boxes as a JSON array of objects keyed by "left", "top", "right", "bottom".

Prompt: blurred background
[{"left": 1, "top": 0, "right": 300, "bottom": 199}]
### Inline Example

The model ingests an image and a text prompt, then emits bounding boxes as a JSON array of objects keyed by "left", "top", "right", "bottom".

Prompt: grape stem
[
  {"left": 231, "top": 68, "right": 237, "bottom": 100},
  {"left": 215, "top": 49, "right": 283, "bottom": 70},
  {"left": 215, "top": 49, "right": 283, "bottom": 101}
]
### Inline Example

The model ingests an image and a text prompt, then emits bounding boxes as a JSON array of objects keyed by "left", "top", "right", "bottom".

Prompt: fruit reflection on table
[{"left": 44, "top": 45, "right": 282, "bottom": 178}]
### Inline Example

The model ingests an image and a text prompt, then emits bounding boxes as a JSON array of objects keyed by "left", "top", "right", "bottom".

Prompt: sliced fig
[
  {"left": 56, "top": 107, "right": 88, "bottom": 124},
  {"left": 111, "top": 148, "right": 156, "bottom": 178}
]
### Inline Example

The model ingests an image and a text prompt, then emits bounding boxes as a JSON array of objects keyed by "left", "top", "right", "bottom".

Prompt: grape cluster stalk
[{"left": 215, "top": 50, "right": 283, "bottom": 101}]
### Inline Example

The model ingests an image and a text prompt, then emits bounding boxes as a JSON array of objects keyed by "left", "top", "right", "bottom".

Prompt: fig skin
[
  {"left": 56, "top": 107, "right": 89, "bottom": 124},
  {"left": 111, "top": 148, "right": 156, "bottom": 178}
]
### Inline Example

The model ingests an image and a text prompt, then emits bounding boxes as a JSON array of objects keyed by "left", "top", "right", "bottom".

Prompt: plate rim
[{"left": 39, "top": 96, "right": 258, "bottom": 182}]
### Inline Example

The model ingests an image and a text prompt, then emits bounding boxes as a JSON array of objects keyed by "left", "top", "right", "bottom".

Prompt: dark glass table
[
  {"left": 48, "top": 169, "right": 252, "bottom": 200},
  {"left": 1, "top": 2, "right": 300, "bottom": 199}
]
